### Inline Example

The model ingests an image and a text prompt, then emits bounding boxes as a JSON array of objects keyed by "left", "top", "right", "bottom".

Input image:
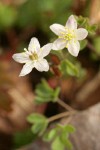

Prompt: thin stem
[
  {"left": 48, "top": 111, "right": 76, "bottom": 123},
  {"left": 57, "top": 98, "right": 75, "bottom": 111}
]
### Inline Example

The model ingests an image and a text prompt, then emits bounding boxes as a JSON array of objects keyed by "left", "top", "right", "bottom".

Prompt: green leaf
[
  {"left": 76, "top": 15, "right": 88, "bottom": 27},
  {"left": 60, "top": 130, "right": 69, "bottom": 141},
  {"left": 43, "top": 128, "right": 57, "bottom": 142},
  {"left": 66, "top": 60, "right": 79, "bottom": 77},
  {"left": 60, "top": 60, "right": 79, "bottom": 77},
  {"left": 51, "top": 137, "right": 65, "bottom": 150},
  {"left": 42, "top": 79, "right": 53, "bottom": 91},
  {"left": 43, "top": 124, "right": 74, "bottom": 150},
  {"left": 64, "top": 125, "right": 75, "bottom": 133},
  {"left": 39, "top": 121, "right": 48, "bottom": 136},
  {"left": 52, "top": 87, "right": 60, "bottom": 102},
  {"left": 58, "top": 125, "right": 74, "bottom": 149},
  {"left": 13, "top": 128, "right": 36, "bottom": 149},
  {"left": 27, "top": 113, "right": 48, "bottom": 136},
  {"left": 60, "top": 133, "right": 73, "bottom": 149},
  {"left": 35, "top": 96, "right": 52, "bottom": 104},
  {"left": 65, "top": 139, "right": 73, "bottom": 150},
  {"left": 86, "top": 24, "right": 97, "bottom": 34},
  {"left": 35, "top": 79, "right": 60, "bottom": 104},
  {"left": 76, "top": 15, "right": 97, "bottom": 35},
  {"left": 35, "top": 89, "right": 52, "bottom": 98},
  {"left": 27, "top": 113, "right": 46, "bottom": 123},
  {"left": 93, "top": 37, "right": 100, "bottom": 54},
  {"left": 31, "top": 121, "right": 48, "bottom": 136},
  {"left": 31, "top": 123, "right": 42, "bottom": 134}
]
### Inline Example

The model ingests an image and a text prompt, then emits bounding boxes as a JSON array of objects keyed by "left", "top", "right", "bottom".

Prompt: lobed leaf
[
  {"left": 27, "top": 113, "right": 48, "bottom": 136},
  {"left": 60, "top": 59, "right": 79, "bottom": 77},
  {"left": 43, "top": 128, "right": 57, "bottom": 142},
  {"left": 35, "top": 79, "right": 60, "bottom": 104},
  {"left": 51, "top": 137, "right": 65, "bottom": 150}
]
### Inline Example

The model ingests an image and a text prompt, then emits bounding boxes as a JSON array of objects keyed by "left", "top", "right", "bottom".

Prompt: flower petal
[
  {"left": 12, "top": 53, "right": 29, "bottom": 63},
  {"left": 34, "top": 59, "right": 49, "bottom": 72},
  {"left": 67, "top": 40, "right": 80, "bottom": 57},
  {"left": 19, "top": 61, "right": 34, "bottom": 76},
  {"left": 50, "top": 24, "right": 65, "bottom": 36},
  {"left": 28, "top": 37, "right": 40, "bottom": 53},
  {"left": 52, "top": 38, "right": 67, "bottom": 50},
  {"left": 39, "top": 43, "right": 52, "bottom": 58},
  {"left": 76, "top": 28, "right": 88, "bottom": 40},
  {"left": 66, "top": 15, "right": 77, "bottom": 30}
]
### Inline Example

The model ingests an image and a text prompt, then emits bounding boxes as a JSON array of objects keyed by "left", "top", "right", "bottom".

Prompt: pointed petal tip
[
  {"left": 12, "top": 54, "right": 17, "bottom": 61},
  {"left": 73, "top": 53, "right": 79, "bottom": 57},
  {"left": 28, "top": 37, "right": 40, "bottom": 52},
  {"left": 66, "top": 14, "right": 77, "bottom": 29},
  {"left": 19, "top": 72, "right": 25, "bottom": 77},
  {"left": 19, "top": 72, "right": 27, "bottom": 77},
  {"left": 12, "top": 54, "right": 18, "bottom": 60},
  {"left": 39, "top": 43, "right": 52, "bottom": 58},
  {"left": 12, "top": 53, "right": 29, "bottom": 63},
  {"left": 67, "top": 41, "right": 80, "bottom": 57},
  {"left": 50, "top": 24, "right": 53, "bottom": 29},
  {"left": 12, "top": 54, "right": 15, "bottom": 59},
  {"left": 19, "top": 74, "right": 22, "bottom": 77}
]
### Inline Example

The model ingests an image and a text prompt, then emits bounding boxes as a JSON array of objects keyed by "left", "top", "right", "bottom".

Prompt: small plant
[{"left": 12, "top": 14, "right": 97, "bottom": 150}]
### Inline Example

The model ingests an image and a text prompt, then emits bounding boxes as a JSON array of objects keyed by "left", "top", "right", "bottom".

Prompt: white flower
[
  {"left": 50, "top": 15, "right": 88, "bottom": 56},
  {"left": 12, "top": 37, "right": 52, "bottom": 76}
]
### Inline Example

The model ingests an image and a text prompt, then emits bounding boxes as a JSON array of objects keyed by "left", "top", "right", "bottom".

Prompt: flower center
[
  {"left": 59, "top": 28, "right": 75, "bottom": 41},
  {"left": 29, "top": 52, "right": 38, "bottom": 60}
]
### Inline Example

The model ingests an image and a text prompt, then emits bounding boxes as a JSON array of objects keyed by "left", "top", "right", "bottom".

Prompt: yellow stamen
[
  {"left": 29, "top": 52, "right": 38, "bottom": 60},
  {"left": 59, "top": 27, "right": 75, "bottom": 41}
]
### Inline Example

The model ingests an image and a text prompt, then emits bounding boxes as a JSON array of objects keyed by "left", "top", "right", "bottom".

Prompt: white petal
[
  {"left": 28, "top": 37, "right": 40, "bottom": 53},
  {"left": 66, "top": 15, "right": 77, "bottom": 29},
  {"left": 67, "top": 40, "right": 80, "bottom": 57},
  {"left": 52, "top": 38, "right": 67, "bottom": 50},
  {"left": 76, "top": 28, "right": 88, "bottom": 40},
  {"left": 12, "top": 53, "right": 29, "bottom": 63},
  {"left": 39, "top": 43, "right": 52, "bottom": 58},
  {"left": 34, "top": 59, "right": 49, "bottom": 72},
  {"left": 50, "top": 24, "right": 65, "bottom": 36},
  {"left": 19, "top": 61, "right": 34, "bottom": 76}
]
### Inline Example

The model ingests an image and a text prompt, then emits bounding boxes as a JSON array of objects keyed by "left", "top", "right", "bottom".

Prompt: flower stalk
[
  {"left": 57, "top": 98, "right": 75, "bottom": 112},
  {"left": 48, "top": 111, "right": 76, "bottom": 123}
]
